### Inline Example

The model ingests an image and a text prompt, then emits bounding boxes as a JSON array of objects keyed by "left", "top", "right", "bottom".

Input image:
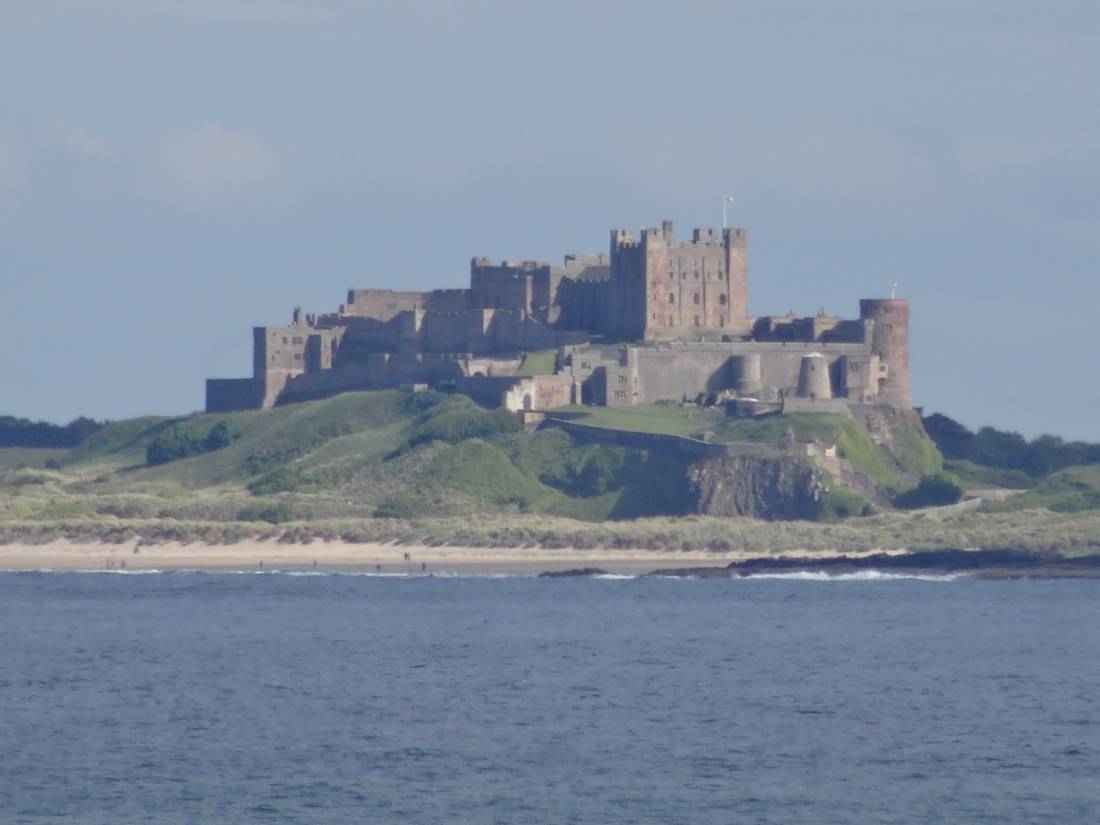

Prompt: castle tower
[
  {"left": 796, "top": 353, "right": 832, "bottom": 400},
  {"left": 606, "top": 220, "right": 748, "bottom": 341},
  {"left": 859, "top": 298, "right": 911, "bottom": 407},
  {"left": 737, "top": 353, "right": 762, "bottom": 395}
]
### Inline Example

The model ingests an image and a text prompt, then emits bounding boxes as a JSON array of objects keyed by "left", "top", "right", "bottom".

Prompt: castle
[{"left": 206, "top": 220, "right": 910, "bottom": 415}]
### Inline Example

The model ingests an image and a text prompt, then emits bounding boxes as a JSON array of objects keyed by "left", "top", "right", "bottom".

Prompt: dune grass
[{"left": 2, "top": 508, "right": 1099, "bottom": 557}]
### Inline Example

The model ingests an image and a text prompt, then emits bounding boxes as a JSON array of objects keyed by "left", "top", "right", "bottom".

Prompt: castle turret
[
  {"left": 796, "top": 352, "right": 832, "bottom": 400},
  {"left": 737, "top": 352, "right": 762, "bottom": 395},
  {"left": 859, "top": 298, "right": 911, "bottom": 407}
]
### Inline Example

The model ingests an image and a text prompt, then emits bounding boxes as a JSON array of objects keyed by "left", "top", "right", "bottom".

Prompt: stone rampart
[
  {"left": 205, "top": 378, "right": 257, "bottom": 412},
  {"left": 540, "top": 417, "right": 731, "bottom": 459}
]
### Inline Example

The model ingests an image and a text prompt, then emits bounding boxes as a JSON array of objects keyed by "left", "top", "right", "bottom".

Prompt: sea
[{"left": 1, "top": 571, "right": 1098, "bottom": 824}]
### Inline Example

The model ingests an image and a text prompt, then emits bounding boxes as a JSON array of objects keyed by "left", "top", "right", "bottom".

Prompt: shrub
[
  {"left": 237, "top": 503, "right": 294, "bottom": 524},
  {"left": 248, "top": 465, "right": 306, "bottom": 495},
  {"left": 817, "top": 487, "right": 872, "bottom": 522},
  {"left": 893, "top": 473, "right": 964, "bottom": 509},
  {"left": 203, "top": 421, "right": 239, "bottom": 451},
  {"left": 408, "top": 405, "right": 521, "bottom": 447},
  {"left": 147, "top": 420, "right": 241, "bottom": 466}
]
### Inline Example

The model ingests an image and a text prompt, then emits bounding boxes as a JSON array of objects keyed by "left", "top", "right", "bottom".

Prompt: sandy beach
[{"left": 0, "top": 539, "right": 908, "bottom": 576}]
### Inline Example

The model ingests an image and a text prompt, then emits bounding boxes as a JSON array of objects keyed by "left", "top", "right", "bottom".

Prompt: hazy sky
[{"left": 2, "top": 1, "right": 1098, "bottom": 439}]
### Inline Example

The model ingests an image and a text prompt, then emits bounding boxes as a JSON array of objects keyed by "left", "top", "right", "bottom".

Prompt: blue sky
[{"left": 2, "top": 1, "right": 1098, "bottom": 439}]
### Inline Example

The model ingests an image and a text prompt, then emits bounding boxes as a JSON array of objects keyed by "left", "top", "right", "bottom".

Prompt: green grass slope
[
  {"left": 514, "top": 349, "right": 557, "bottom": 377},
  {"left": 551, "top": 405, "right": 940, "bottom": 492},
  {"left": 1, "top": 390, "right": 699, "bottom": 525},
  {"left": 7, "top": 387, "right": 1100, "bottom": 550},
  {"left": 944, "top": 459, "right": 1036, "bottom": 490},
  {"left": 983, "top": 465, "right": 1100, "bottom": 513},
  {"left": 0, "top": 447, "right": 69, "bottom": 470}
]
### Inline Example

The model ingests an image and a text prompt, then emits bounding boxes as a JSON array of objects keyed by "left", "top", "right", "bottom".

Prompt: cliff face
[{"left": 687, "top": 455, "right": 823, "bottom": 520}]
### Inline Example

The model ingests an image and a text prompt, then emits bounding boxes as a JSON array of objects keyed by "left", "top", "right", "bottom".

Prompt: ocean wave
[
  {"left": 740, "top": 570, "right": 962, "bottom": 582},
  {"left": 0, "top": 567, "right": 963, "bottom": 582}
]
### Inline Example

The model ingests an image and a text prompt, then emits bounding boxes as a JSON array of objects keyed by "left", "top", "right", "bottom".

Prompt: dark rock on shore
[
  {"left": 646, "top": 549, "right": 1100, "bottom": 579},
  {"left": 538, "top": 568, "right": 610, "bottom": 578}
]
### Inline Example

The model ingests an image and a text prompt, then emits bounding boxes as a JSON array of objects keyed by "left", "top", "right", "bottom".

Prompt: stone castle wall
[
  {"left": 205, "top": 378, "right": 257, "bottom": 412},
  {"left": 206, "top": 218, "right": 911, "bottom": 413}
]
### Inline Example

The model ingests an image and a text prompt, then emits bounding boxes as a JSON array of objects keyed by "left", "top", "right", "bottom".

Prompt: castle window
[
  {"left": 282, "top": 337, "right": 288, "bottom": 344},
  {"left": 719, "top": 294, "right": 727, "bottom": 305},
  {"left": 616, "top": 374, "right": 626, "bottom": 384},
  {"left": 668, "top": 294, "right": 675, "bottom": 304},
  {"left": 580, "top": 361, "right": 591, "bottom": 370},
  {"left": 293, "top": 353, "right": 303, "bottom": 362},
  {"left": 693, "top": 293, "right": 700, "bottom": 305},
  {"left": 694, "top": 316, "right": 701, "bottom": 327},
  {"left": 292, "top": 336, "right": 303, "bottom": 345},
  {"left": 613, "top": 390, "right": 627, "bottom": 401}
]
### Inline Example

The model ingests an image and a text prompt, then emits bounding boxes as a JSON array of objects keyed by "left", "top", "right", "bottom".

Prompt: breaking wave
[{"left": 740, "top": 570, "right": 962, "bottom": 582}]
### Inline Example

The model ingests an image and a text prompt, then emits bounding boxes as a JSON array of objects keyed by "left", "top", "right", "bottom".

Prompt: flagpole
[{"left": 722, "top": 195, "right": 733, "bottom": 229}]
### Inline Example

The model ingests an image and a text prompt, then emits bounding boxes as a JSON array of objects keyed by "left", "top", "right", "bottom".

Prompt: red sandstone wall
[{"left": 859, "top": 299, "right": 911, "bottom": 407}]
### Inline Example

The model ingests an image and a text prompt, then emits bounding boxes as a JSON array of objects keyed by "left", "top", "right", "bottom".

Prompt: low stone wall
[
  {"left": 539, "top": 417, "right": 731, "bottom": 459},
  {"left": 781, "top": 397, "right": 852, "bottom": 416},
  {"left": 277, "top": 366, "right": 377, "bottom": 403}
]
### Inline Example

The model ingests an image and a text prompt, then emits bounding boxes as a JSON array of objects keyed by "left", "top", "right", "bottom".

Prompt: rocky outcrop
[
  {"left": 687, "top": 455, "right": 823, "bottom": 520},
  {"left": 537, "top": 568, "right": 609, "bottom": 578}
]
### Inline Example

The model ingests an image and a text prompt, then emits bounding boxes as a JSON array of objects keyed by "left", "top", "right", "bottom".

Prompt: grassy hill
[
  {"left": 0, "top": 448, "right": 68, "bottom": 471},
  {"left": 0, "top": 390, "right": 951, "bottom": 528},
  {"left": 0, "top": 391, "right": 707, "bottom": 526},
  {"left": 982, "top": 465, "right": 1100, "bottom": 514},
  {"left": 4, "top": 388, "right": 1100, "bottom": 555},
  {"left": 3, "top": 388, "right": 944, "bottom": 529}
]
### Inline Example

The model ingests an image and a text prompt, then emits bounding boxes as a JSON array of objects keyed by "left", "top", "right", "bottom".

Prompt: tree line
[
  {"left": 0, "top": 416, "right": 104, "bottom": 448},
  {"left": 922, "top": 413, "right": 1100, "bottom": 477}
]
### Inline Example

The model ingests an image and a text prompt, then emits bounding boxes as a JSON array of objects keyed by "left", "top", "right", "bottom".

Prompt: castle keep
[{"left": 206, "top": 220, "right": 910, "bottom": 414}]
